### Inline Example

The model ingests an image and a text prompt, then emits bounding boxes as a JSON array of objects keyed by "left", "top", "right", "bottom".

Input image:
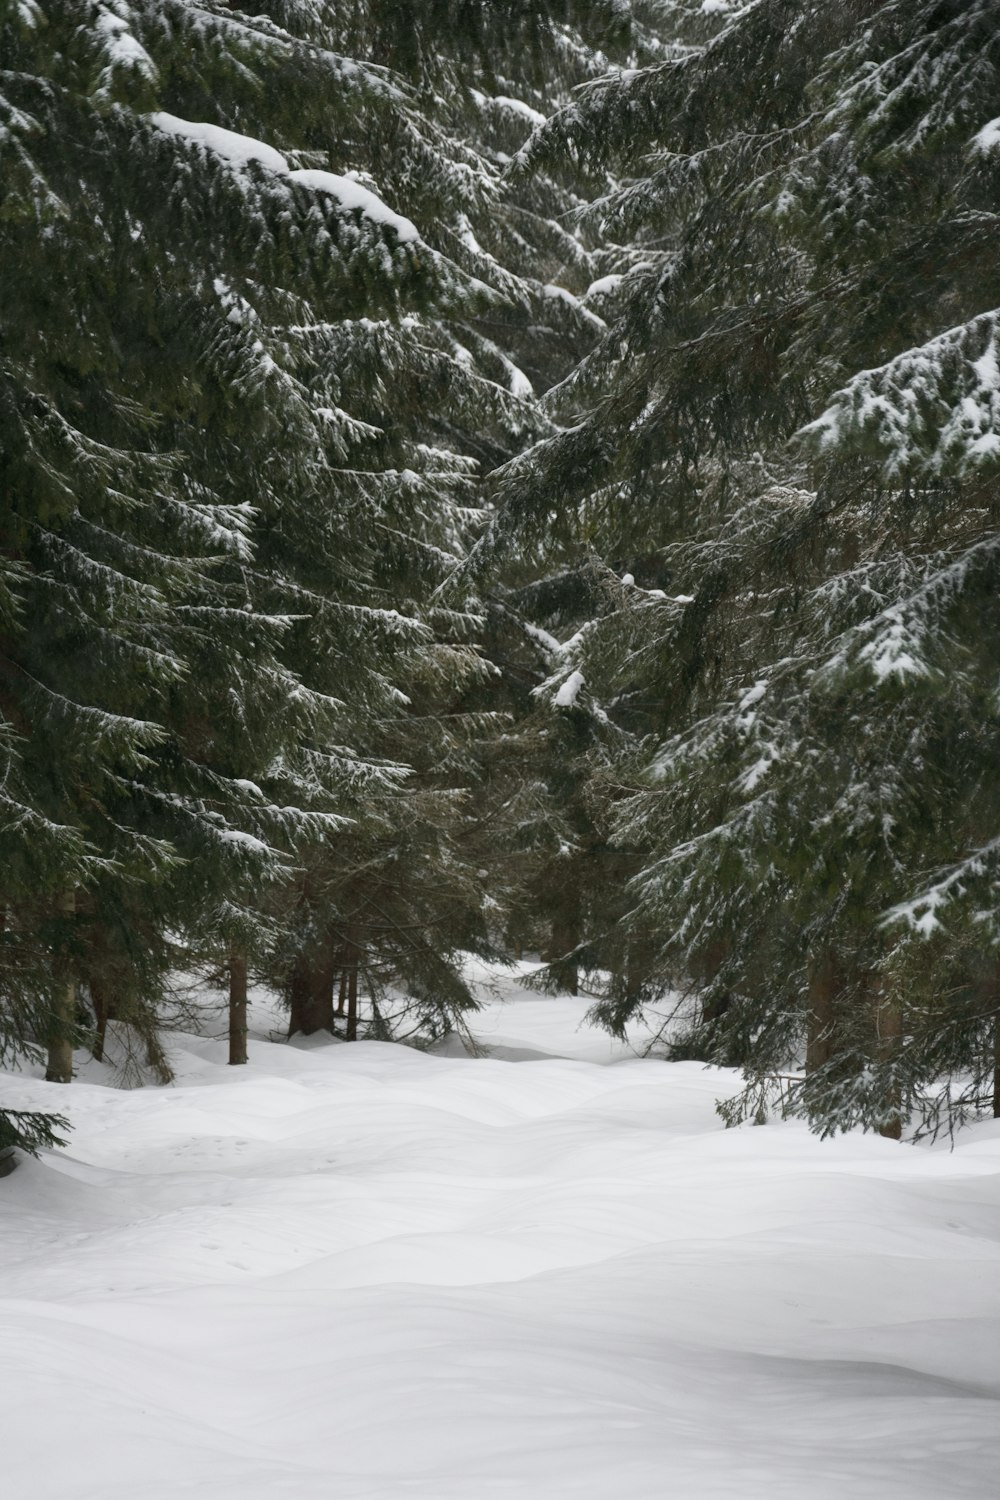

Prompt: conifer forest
[{"left": 4, "top": 4, "right": 1000, "bottom": 1497}]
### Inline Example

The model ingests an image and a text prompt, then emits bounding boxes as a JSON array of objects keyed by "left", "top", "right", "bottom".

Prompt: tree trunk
[
  {"left": 335, "top": 967, "right": 347, "bottom": 1019},
  {"left": 547, "top": 870, "right": 580, "bottom": 996},
  {"left": 287, "top": 937, "right": 336, "bottom": 1036},
  {"left": 91, "top": 976, "right": 111, "bottom": 1063},
  {"left": 625, "top": 940, "right": 653, "bottom": 1009},
  {"left": 873, "top": 981, "right": 903, "bottom": 1140},
  {"left": 991, "top": 963, "right": 1000, "bottom": 1120},
  {"left": 805, "top": 950, "right": 837, "bottom": 1074},
  {"left": 228, "top": 944, "right": 248, "bottom": 1065},
  {"left": 45, "top": 888, "right": 76, "bottom": 1084},
  {"left": 346, "top": 954, "right": 359, "bottom": 1042}
]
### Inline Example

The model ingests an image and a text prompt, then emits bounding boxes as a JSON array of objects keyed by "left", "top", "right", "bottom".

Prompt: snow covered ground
[{"left": 3, "top": 960, "right": 1000, "bottom": 1499}]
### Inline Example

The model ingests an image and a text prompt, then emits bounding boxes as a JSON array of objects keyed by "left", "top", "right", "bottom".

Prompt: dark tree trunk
[
  {"left": 346, "top": 954, "right": 359, "bottom": 1042},
  {"left": 91, "top": 977, "right": 111, "bottom": 1063},
  {"left": 45, "top": 888, "right": 76, "bottom": 1084},
  {"left": 805, "top": 950, "right": 837, "bottom": 1075},
  {"left": 287, "top": 937, "right": 336, "bottom": 1036},
  {"left": 873, "top": 981, "right": 903, "bottom": 1140},
  {"left": 991, "top": 965, "right": 1000, "bottom": 1120},
  {"left": 701, "top": 991, "right": 731, "bottom": 1025},
  {"left": 547, "top": 871, "right": 581, "bottom": 995},
  {"left": 228, "top": 945, "right": 248, "bottom": 1065}
]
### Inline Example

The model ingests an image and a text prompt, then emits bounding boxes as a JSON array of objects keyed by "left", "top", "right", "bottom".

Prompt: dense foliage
[
  {"left": 488, "top": 0, "right": 1000, "bottom": 1137},
  {"left": 3, "top": 0, "right": 999, "bottom": 1151}
]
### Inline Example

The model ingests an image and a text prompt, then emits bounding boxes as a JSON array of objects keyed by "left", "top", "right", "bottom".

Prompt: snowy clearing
[{"left": 3, "top": 961, "right": 1000, "bottom": 1499}]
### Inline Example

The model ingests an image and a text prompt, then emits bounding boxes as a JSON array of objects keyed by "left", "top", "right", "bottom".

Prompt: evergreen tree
[
  {"left": 1, "top": 0, "right": 669, "bottom": 1134},
  {"left": 238, "top": 0, "right": 670, "bottom": 1037},
  {"left": 490, "top": 0, "right": 1000, "bottom": 1134},
  {"left": 0, "top": 0, "right": 525, "bottom": 1138},
  {"left": 448, "top": 0, "right": 708, "bottom": 978}
]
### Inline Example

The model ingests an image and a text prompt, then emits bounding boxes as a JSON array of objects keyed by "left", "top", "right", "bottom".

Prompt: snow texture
[
  {"left": 554, "top": 668, "right": 585, "bottom": 707},
  {"left": 798, "top": 312, "right": 1000, "bottom": 479},
  {"left": 542, "top": 282, "right": 607, "bottom": 330},
  {"left": 94, "top": 3, "right": 156, "bottom": 90},
  {"left": 288, "top": 170, "right": 418, "bottom": 243},
  {"left": 585, "top": 273, "right": 624, "bottom": 301},
  {"left": 2, "top": 960, "right": 1000, "bottom": 1500},
  {"left": 971, "top": 117, "right": 1000, "bottom": 153},
  {"left": 150, "top": 115, "right": 417, "bottom": 242},
  {"left": 151, "top": 112, "right": 290, "bottom": 173},
  {"left": 491, "top": 95, "right": 547, "bottom": 128}
]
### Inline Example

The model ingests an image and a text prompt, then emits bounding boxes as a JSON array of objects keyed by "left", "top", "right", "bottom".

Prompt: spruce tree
[
  {"left": 490, "top": 0, "right": 1000, "bottom": 1134},
  {"left": 0, "top": 0, "right": 517, "bottom": 1133},
  {"left": 242, "top": 0, "right": 668, "bottom": 1038}
]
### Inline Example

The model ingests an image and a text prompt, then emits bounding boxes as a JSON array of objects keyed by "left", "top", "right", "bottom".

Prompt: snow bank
[{"left": 2, "top": 961, "right": 999, "bottom": 1499}]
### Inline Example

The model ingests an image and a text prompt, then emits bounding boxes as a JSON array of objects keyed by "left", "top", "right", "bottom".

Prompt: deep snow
[{"left": 2, "top": 960, "right": 1000, "bottom": 1499}]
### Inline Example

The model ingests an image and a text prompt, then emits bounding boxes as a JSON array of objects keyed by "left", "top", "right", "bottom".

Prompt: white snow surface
[{"left": 3, "top": 959, "right": 1000, "bottom": 1499}]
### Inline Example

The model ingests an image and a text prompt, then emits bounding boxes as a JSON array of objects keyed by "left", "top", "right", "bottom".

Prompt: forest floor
[{"left": 3, "top": 959, "right": 1000, "bottom": 1499}]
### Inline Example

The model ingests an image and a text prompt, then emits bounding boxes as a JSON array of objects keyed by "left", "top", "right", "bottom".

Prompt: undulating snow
[{"left": 3, "top": 960, "right": 1000, "bottom": 1499}]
